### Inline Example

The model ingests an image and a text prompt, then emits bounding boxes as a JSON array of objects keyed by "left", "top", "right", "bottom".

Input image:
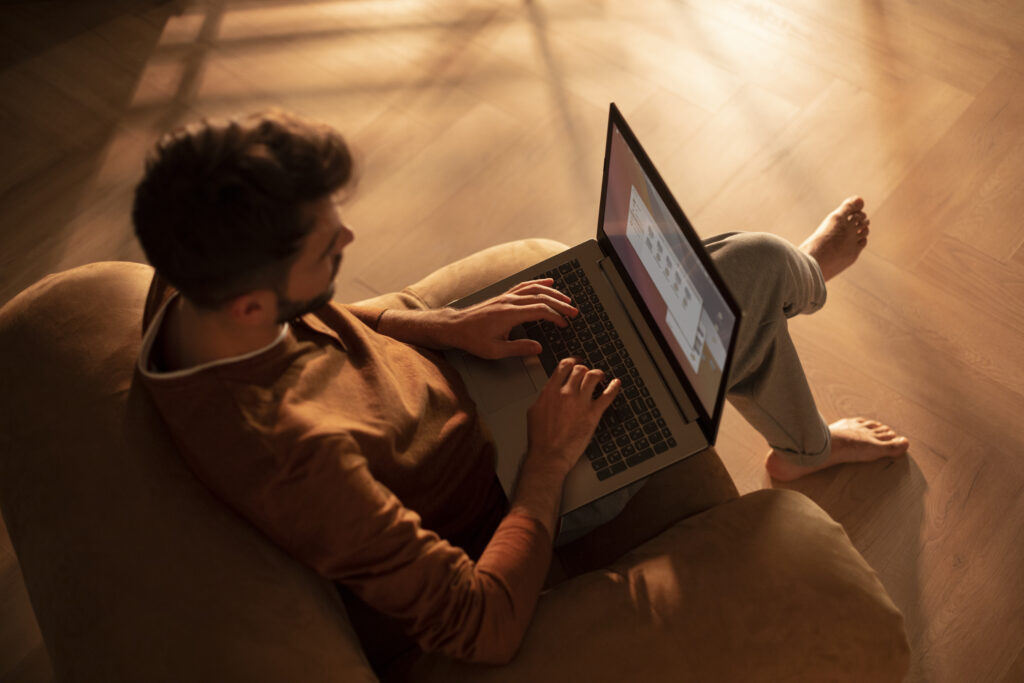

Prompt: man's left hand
[{"left": 441, "top": 278, "right": 577, "bottom": 359}]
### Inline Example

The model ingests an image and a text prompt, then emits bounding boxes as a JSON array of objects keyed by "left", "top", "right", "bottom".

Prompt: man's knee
[
  {"left": 708, "top": 232, "right": 796, "bottom": 295},
  {"left": 715, "top": 231, "right": 796, "bottom": 266}
]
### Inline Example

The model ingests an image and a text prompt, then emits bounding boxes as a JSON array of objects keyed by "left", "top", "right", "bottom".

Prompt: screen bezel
[{"left": 595, "top": 103, "right": 743, "bottom": 444}]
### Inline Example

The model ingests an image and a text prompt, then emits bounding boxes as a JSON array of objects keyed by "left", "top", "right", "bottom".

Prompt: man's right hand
[
  {"left": 526, "top": 357, "right": 621, "bottom": 473},
  {"left": 511, "top": 358, "right": 621, "bottom": 540}
]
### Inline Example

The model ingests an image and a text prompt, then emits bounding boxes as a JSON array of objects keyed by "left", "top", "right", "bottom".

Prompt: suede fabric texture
[
  {"left": 0, "top": 241, "right": 909, "bottom": 682},
  {"left": 0, "top": 262, "right": 377, "bottom": 683},
  {"left": 407, "top": 489, "right": 910, "bottom": 683}
]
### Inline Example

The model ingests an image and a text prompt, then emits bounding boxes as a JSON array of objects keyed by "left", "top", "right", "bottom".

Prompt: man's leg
[
  {"left": 708, "top": 197, "right": 909, "bottom": 481},
  {"left": 352, "top": 238, "right": 569, "bottom": 313}
]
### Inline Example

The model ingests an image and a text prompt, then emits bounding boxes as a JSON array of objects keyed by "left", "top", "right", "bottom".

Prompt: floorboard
[{"left": 1, "top": 1, "right": 1022, "bottom": 680}]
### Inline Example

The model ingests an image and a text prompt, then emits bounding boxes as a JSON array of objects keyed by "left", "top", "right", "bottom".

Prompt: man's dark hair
[{"left": 133, "top": 109, "right": 354, "bottom": 309}]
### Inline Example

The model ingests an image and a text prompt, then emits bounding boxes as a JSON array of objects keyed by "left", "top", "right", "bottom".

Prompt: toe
[
  {"left": 887, "top": 437, "right": 910, "bottom": 453},
  {"left": 842, "top": 196, "right": 865, "bottom": 213}
]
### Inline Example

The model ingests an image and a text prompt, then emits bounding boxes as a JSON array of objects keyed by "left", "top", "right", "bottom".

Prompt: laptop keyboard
[{"left": 521, "top": 259, "right": 677, "bottom": 482}]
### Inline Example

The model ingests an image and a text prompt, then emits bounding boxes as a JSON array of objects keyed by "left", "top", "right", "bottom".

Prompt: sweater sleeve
[
  {"left": 247, "top": 435, "right": 552, "bottom": 664},
  {"left": 343, "top": 303, "right": 388, "bottom": 331}
]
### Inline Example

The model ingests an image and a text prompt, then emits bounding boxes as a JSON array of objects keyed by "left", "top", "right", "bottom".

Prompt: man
[{"left": 133, "top": 110, "right": 908, "bottom": 667}]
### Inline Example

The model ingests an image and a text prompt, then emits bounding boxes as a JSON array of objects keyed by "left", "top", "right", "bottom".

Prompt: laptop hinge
[{"left": 597, "top": 257, "right": 700, "bottom": 424}]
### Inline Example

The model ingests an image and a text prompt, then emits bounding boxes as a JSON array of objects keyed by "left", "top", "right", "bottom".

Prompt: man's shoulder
[{"left": 295, "top": 300, "right": 387, "bottom": 349}]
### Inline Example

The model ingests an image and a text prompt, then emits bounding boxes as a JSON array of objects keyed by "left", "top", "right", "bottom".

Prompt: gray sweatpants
[{"left": 556, "top": 231, "right": 831, "bottom": 544}]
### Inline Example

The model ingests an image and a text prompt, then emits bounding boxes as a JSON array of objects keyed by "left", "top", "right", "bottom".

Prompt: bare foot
[
  {"left": 800, "top": 196, "right": 871, "bottom": 281},
  {"left": 764, "top": 417, "right": 909, "bottom": 481}
]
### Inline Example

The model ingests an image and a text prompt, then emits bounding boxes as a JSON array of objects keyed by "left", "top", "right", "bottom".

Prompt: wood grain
[{"left": 2, "top": 1, "right": 1023, "bottom": 681}]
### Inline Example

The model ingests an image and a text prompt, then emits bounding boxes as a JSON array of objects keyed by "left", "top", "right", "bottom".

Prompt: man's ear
[{"left": 226, "top": 290, "right": 278, "bottom": 326}]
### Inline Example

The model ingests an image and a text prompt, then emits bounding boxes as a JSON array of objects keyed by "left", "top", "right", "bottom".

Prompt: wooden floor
[{"left": 2, "top": 0, "right": 1023, "bottom": 680}]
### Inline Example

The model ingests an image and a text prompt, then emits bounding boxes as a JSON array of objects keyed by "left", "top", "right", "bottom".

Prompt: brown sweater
[{"left": 136, "top": 277, "right": 552, "bottom": 664}]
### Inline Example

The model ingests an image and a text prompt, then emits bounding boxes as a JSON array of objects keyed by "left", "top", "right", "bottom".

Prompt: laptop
[{"left": 444, "top": 103, "right": 742, "bottom": 516}]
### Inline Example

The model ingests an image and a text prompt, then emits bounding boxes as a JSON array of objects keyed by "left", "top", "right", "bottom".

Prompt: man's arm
[
  {"left": 251, "top": 358, "right": 617, "bottom": 663},
  {"left": 373, "top": 279, "right": 579, "bottom": 359},
  {"left": 512, "top": 358, "right": 622, "bottom": 539}
]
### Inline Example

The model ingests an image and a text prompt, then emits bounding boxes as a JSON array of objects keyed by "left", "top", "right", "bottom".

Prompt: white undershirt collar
[{"left": 138, "top": 292, "right": 289, "bottom": 380}]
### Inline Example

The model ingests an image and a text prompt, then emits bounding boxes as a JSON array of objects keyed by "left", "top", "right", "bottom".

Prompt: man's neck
[{"left": 160, "top": 296, "right": 284, "bottom": 372}]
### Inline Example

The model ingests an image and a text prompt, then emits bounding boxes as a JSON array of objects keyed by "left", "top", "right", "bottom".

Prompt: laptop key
[
  {"left": 625, "top": 448, "right": 654, "bottom": 467},
  {"left": 595, "top": 467, "right": 614, "bottom": 481},
  {"left": 610, "top": 461, "right": 627, "bottom": 475},
  {"left": 537, "top": 347, "right": 557, "bottom": 376},
  {"left": 652, "top": 439, "right": 669, "bottom": 454},
  {"left": 518, "top": 263, "right": 673, "bottom": 465}
]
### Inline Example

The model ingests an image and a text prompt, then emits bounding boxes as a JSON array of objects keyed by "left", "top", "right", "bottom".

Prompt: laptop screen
[{"left": 600, "top": 112, "right": 738, "bottom": 419}]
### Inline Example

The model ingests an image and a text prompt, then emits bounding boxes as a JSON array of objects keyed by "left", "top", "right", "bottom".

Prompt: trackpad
[{"left": 449, "top": 352, "right": 538, "bottom": 414}]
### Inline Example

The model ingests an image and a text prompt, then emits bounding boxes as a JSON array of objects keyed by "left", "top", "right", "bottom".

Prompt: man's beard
[
  {"left": 275, "top": 255, "right": 342, "bottom": 324},
  {"left": 274, "top": 282, "right": 335, "bottom": 323}
]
